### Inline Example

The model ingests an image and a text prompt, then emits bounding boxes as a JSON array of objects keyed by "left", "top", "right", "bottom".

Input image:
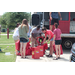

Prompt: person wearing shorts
[
  {"left": 18, "top": 19, "right": 29, "bottom": 58},
  {"left": 31, "top": 25, "right": 42, "bottom": 47},
  {"left": 49, "top": 12, "right": 62, "bottom": 31},
  {"left": 42, "top": 27, "right": 54, "bottom": 57},
  {"left": 53, "top": 23, "right": 62, "bottom": 60}
]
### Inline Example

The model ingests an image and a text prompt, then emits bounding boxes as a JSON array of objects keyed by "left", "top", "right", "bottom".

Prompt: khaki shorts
[{"left": 13, "top": 36, "right": 19, "bottom": 41}]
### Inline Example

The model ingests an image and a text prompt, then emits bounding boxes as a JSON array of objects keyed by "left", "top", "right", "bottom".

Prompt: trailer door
[{"left": 58, "top": 12, "right": 70, "bottom": 33}]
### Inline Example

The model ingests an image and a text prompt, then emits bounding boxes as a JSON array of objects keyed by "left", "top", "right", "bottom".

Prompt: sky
[
  {"left": 0, "top": 12, "right": 5, "bottom": 15},
  {"left": 0, "top": 12, "right": 34, "bottom": 15}
]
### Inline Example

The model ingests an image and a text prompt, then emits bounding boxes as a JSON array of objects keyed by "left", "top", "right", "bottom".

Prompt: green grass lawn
[
  {"left": 0, "top": 35, "right": 16, "bottom": 62},
  {"left": 1, "top": 32, "right": 14, "bottom": 34},
  {"left": 0, "top": 35, "right": 14, "bottom": 44}
]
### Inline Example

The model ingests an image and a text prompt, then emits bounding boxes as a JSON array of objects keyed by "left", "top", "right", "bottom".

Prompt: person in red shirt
[
  {"left": 42, "top": 27, "right": 54, "bottom": 57},
  {"left": 53, "top": 23, "right": 62, "bottom": 60}
]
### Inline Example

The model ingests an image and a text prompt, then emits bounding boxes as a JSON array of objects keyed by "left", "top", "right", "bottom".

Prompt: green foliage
[{"left": 0, "top": 12, "right": 31, "bottom": 29}]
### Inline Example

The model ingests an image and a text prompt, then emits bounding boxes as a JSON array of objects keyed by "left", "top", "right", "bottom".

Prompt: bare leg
[
  {"left": 31, "top": 36, "right": 35, "bottom": 47},
  {"left": 58, "top": 45, "right": 61, "bottom": 58},
  {"left": 23, "top": 43, "right": 27, "bottom": 58},
  {"left": 49, "top": 41, "right": 53, "bottom": 55},
  {"left": 50, "top": 25, "right": 53, "bottom": 31},
  {"left": 20, "top": 42, "right": 23, "bottom": 58},
  {"left": 55, "top": 45, "right": 58, "bottom": 58}
]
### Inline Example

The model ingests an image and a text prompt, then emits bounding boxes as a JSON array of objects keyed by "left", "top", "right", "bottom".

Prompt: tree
[{"left": 0, "top": 12, "right": 31, "bottom": 29}]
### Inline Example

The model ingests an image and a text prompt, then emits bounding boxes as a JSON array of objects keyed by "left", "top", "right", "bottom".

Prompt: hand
[
  {"left": 53, "top": 41, "right": 55, "bottom": 45},
  {"left": 60, "top": 17, "right": 62, "bottom": 20},
  {"left": 46, "top": 41, "right": 48, "bottom": 43}
]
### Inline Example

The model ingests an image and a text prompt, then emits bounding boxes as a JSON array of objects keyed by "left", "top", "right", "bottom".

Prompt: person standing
[
  {"left": 49, "top": 12, "right": 62, "bottom": 31},
  {"left": 53, "top": 23, "right": 62, "bottom": 60},
  {"left": 18, "top": 19, "right": 29, "bottom": 58},
  {"left": 13, "top": 23, "right": 20, "bottom": 43}
]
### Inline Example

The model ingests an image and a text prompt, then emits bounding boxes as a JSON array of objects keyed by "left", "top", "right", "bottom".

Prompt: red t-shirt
[
  {"left": 53, "top": 28, "right": 62, "bottom": 40},
  {"left": 45, "top": 30, "right": 54, "bottom": 39}
]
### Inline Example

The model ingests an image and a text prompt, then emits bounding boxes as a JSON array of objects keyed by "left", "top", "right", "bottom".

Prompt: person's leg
[
  {"left": 55, "top": 45, "right": 59, "bottom": 58},
  {"left": 55, "top": 19, "right": 59, "bottom": 25},
  {"left": 35, "top": 38, "right": 38, "bottom": 46},
  {"left": 23, "top": 43, "right": 27, "bottom": 58},
  {"left": 31, "top": 36, "right": 35, "bottom": 47},
  {"left": 46, "top": 38, "right": 53, "bottom": 57},
  {"left": 58, "top": 45, "right": 61, "bottom": 58},
  {"left": 50, "top": 41, "right": 53, "bottom": 56},
  {"left": 50, "top": 18, "right": 54, "bottom": 31},
  {"left": 50, "top": 25, "right": 53, "bottom": 31},
  {"left": 20, "top": 42, "right": 23, "bottom": 58}
]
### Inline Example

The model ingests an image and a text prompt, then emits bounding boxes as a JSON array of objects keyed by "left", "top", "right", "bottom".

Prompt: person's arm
[
  {"left": 43, "top": 36, "right": 47, "bottom": 44},
  {"left": 46, "top": 35, "right": 51, "bottom": 43},
  {"left": 27, "top": 25, "right": 29, "bottom": 33},
  {"left": 58, "top": 12, "right": 62, "bottom": 20},
  {"left": 49, "top": 12, "right": 52, "bottom": 20},
  {"left": 32, "top": 33, "right": 35, "bottom": 38},
  {"left": 53, "top": 34, "right": 55, "bottom": 45},
  {"left": 30, "top": 26, "right": 32, "bottom": 32}
]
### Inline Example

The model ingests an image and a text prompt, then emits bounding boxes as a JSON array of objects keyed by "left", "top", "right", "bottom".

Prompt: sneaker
[
  {"left": 53, "top": 58, "right": 58, "bottom": 60},
  {"left": 46, "top": 54, "right": 53, "bottom": 57}
]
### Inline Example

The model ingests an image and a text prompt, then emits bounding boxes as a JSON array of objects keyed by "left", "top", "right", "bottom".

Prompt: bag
[
  {"left": 42, "top": 43, "right": 48, "bottom": 54},
  {"left": 15, "top": 40, "right": 32, "bottom": 56},
  {"left": 53, "top": 44, "right": 63, "bottom": 55},
  {"left": 15, "top": 40, "right": 20, "bottom": 51},
  {"left": 25, "top": 48, "right": 32, "bottom": 55}
]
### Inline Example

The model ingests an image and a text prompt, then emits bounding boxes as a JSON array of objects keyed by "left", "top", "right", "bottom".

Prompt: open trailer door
[{"left": 43, "top": 12, "right": 49, "bottom": 29}]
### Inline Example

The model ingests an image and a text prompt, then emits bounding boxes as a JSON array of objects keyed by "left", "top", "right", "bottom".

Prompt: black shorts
[
  {"left": 20, "top": 37, "right": 29, "bottom": 43},
  {"left": 55, "top": 40, "right": 62, "bottom": 45},
  {"left": 51, "top": 18, "right": 59, "bottom": 25}
]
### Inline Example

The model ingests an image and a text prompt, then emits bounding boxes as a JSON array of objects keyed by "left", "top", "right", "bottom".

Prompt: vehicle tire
[{"left": 62, "top": 38, "right": 74, "bottom": 49}]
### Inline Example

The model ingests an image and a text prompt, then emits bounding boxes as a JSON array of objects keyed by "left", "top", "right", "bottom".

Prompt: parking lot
[{"left": 16, "top": 49, "right": 71, "bottom": 62}]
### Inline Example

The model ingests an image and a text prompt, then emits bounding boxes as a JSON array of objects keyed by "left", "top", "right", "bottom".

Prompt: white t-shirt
[
  {"left": 27, "top": 25, "right": 32, "bottom": 37},
  {"left": 13, "top": 28, "right": 19, "bottom": 37},
  {"left": 31, "top": 27, "right": 42, "bottom": 37}
]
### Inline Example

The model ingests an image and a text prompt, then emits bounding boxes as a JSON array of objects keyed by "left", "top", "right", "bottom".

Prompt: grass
[
  {"left": 1, "top": 32, "right": 14, "bottom": 34},
  {"left": 0, "top": 35, "right": 16, "bottom": 62},
  {"left": 0, "top": 35, "right": 14, "bottom": 44}
]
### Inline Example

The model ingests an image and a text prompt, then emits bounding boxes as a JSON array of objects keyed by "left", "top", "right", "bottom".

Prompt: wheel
[{"left": 62, "top": 38, "right": 73, "bottom": 49}]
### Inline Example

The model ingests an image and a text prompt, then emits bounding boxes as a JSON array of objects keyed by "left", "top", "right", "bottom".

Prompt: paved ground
[{"left": 16, "top": 49, "right": 70, "bottom": 62}]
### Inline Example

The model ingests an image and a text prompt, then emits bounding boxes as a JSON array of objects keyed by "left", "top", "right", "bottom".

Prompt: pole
[{"left": 7, "top": 28, "right": 9, "bottom": 39}]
